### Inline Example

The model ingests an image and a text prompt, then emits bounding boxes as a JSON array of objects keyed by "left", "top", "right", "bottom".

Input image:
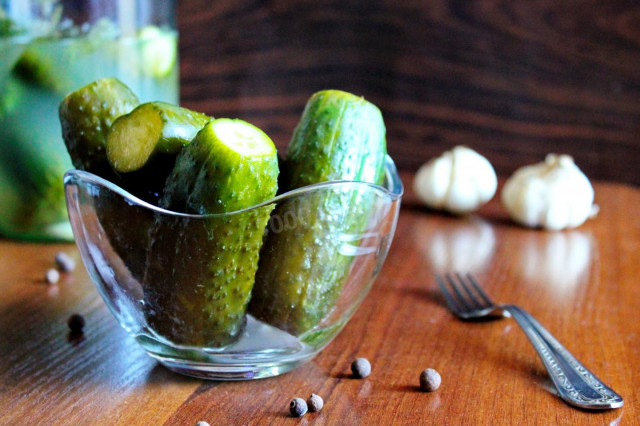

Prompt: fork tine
[
  {"left": 465, "top": 273, "right": 494, "bottom": 306},
  {"left": 434, "top": 274, "right": 464, "bottom": 315},
  {"left": 450, "top": 273, "right": 487, "bottom": 311},
  {"left": 453, "top": 273, "right": 484, "bottom": 310},
  {"left": 444, "top": 273, "right": 474, "bottom": 311}
]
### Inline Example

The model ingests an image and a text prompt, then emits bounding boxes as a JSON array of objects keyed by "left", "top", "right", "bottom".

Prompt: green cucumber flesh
[
  {"left": 106, "top": 101, "right": 211, "bottom": 173},
  {"left": 249, "top": 89, "right": 387, "bottom": 335},
  {"left": 105, "top": 101, "right": 211, "bottom": 202},
  {"left": 144, "top": 118, "right": 279, "bottom": 347}
]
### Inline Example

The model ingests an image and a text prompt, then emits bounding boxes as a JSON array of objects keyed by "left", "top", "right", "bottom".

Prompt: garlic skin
[
  {"left": 413, "top": 146, "right": 497, "bottom": 214},
  {"left": 501, "top": 154, "right": 595, "bottom": 231}
]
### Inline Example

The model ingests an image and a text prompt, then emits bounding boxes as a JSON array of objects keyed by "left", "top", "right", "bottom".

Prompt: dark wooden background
[{"left": 177, "top": 0, "right": 640, "bottom": 186}]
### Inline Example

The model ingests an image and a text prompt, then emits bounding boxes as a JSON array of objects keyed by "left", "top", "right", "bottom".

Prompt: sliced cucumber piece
[
  {"left": 106, "top": 101, "right": 211, "bottom": 202},
  {"left": 138, "top": 26, "right": 177, "bottom": 79},
  {"left": 107, "top": 101, "right": 210, "bottom": 172}
]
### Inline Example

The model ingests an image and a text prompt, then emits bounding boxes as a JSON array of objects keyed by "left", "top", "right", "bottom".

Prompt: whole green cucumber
[
  {"left": 13, "top": 42, "right": 70, "bottom": 93},
  {"left": 59, "top": 77, "right": 140, "bottom": 181},
  {"left": 106, "top": 101, "right": 211, "bottom": 203},
  {"left": 143, "top": 118, "right": 279, "bottom": 347},
  {"left": 249, "top": 89, "right": 387, "bottom": 336},
  {"left": 60, "top": 78, "right": 149, "bottom": 276}
]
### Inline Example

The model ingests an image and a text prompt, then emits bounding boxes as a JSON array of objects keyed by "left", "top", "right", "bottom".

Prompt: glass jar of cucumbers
[{"left": 0, "top": 0, "right": 178, "bottom": 241}]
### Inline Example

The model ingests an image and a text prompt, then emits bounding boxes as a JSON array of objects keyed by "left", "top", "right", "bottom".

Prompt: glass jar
[{"left": 0, "top": 0, "right": 178, "bottom": 241}]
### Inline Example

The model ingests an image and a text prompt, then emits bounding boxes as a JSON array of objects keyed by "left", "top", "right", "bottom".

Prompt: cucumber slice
[
  {"left": 138, "top": 26, "right": 177, "bottom": 79},
  {"left": 59, "top": 77, "right": 139, "bottom": 179},
  {"left": 106, "top": 101, "right": 211, "bottom": 201},
  {"left": 249, "top": 89, "right": 387, "bottom": 335},
  {"left": 144, "top": 118, "right": 279, "bottom": 347},
  {"left": 107, "top": 101, "right": 210, "bottom": 172}
]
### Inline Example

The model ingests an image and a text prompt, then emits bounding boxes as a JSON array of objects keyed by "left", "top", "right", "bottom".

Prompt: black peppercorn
[
  {"left": 67, "top": 313, "right": 85, "bottom": 333},
  {"left": 55, "top": 251, "right": 76, "bottom": 272},
  {"left": 289, "top": 397, "right": 308, "bottom": 417},
  {"left": 351, "top": 357, "right": 371, "bottom": 378}
]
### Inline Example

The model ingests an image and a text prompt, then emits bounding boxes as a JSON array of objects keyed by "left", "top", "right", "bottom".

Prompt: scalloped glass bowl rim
[{"left": 63, "top": 155, "right": 404, "bottom": 216}]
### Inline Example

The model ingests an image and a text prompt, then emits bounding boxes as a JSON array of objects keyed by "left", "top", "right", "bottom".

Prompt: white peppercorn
[
  {"left": 351, "top": 357, "right": 371, "bottom": 378},
  {"left": 45, "top": 268, "right": 60, "bottom": 284},
  {"left": 419, "top": 368, "right": 441, "bottom": 392},
  {"left": 307, "top": 394, "right": 323, "bottom": 412}
]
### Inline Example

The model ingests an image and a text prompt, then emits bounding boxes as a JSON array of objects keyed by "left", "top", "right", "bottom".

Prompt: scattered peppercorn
[
  {"left": 45, "top": 268, "right": 60, "bottom": 284},
  {"left": 67, "top": 313, "right": 85, "bottom": 333},
  {"left": 55, "top": 251, "right": 76, "bottom": 272},
  {"left": 419, "top": 368, "right": 441, "bottom": 392},
  {"left": 307, "top": 394, "right": 324, "bottom": 412},
  {"left": 289, "top": 397, "right": 308, "bottom": 417},
  {"left": 351, "top": 357, "right": 371, "bottom": 378}
]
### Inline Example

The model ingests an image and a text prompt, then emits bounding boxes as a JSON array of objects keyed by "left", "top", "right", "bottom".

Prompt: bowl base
[
  {"left": 151, "top": 354, "right": 318, "bottom": 380},
  {"left": 134, "top": 315, "right": 321, "bottom": 380}
]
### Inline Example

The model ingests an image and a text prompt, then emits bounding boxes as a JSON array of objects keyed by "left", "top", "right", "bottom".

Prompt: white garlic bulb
[
  {"left": 501, "top": 154, "right": 596, "bottom": 231},
  {"left": 413, "top": 146, "right": 497, "bottom": 214}
]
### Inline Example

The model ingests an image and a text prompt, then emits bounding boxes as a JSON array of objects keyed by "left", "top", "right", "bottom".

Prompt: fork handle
[{"left": 504, "top": 305, "right": 623, "bottom": 410}]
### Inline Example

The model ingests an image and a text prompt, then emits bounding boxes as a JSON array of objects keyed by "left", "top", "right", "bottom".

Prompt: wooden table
[{"left": 1, "top": 177, "right": 638, "bottom": 425}]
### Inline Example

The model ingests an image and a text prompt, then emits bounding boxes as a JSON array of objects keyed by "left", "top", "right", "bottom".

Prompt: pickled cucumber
[
  {"left": 143, "top": 118, "right": 279, "bottom": 347},
  {"left": 106, "top": 101, "right": 211, "bottom": 202},
  {"left": 249, "top": 90, "right": 387, "bottom": 335},
  {"left": 59, "top": 77, "right": 139, "bottom": 179},
  {"left": 0, "top": 15, "right": 21, "bottom": 37}
]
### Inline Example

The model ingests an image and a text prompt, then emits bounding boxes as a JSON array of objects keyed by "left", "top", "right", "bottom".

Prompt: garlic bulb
[
  {"left": 501, "top": 154, "right": 596, "bottom": 230},
  {"left": 413, "top": 146, "right": 497, "bottom": 214}
]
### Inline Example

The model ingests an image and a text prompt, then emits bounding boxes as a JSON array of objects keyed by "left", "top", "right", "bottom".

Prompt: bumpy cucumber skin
[
  {"left": 106, "top": 101, "right": 211, "bottom": 203},
  {"left": 59, "top": 77, "right": 139, "bottom": 179},
  {"left": 144, "top": 119, "right": 279, "bottom": 347},
  {"left": 283, "top": 90, "right": 387, "bottom": 186},
  {"left": 249, "top": 90, "right": 387, "bottom": 336},
  {"left": 59, "top": 78, "right": 150, "bottom": 276}
]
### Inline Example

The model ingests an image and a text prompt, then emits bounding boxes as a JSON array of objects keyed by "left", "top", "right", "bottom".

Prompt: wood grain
[
  {"left": 0, "top": 179, "right": 638, "bottom": 425},
  {"left": 177, "top": 1, "right": 640, "bottom": 185}
]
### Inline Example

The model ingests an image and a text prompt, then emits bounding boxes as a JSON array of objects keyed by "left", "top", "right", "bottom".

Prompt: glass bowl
[{"left": 64, "top": 156, "right": 403, "bottom": 380}]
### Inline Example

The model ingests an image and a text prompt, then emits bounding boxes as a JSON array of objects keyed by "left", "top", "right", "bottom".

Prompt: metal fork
[{"left": 436, "top": 273, "right": 623, "bottom": 410}]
